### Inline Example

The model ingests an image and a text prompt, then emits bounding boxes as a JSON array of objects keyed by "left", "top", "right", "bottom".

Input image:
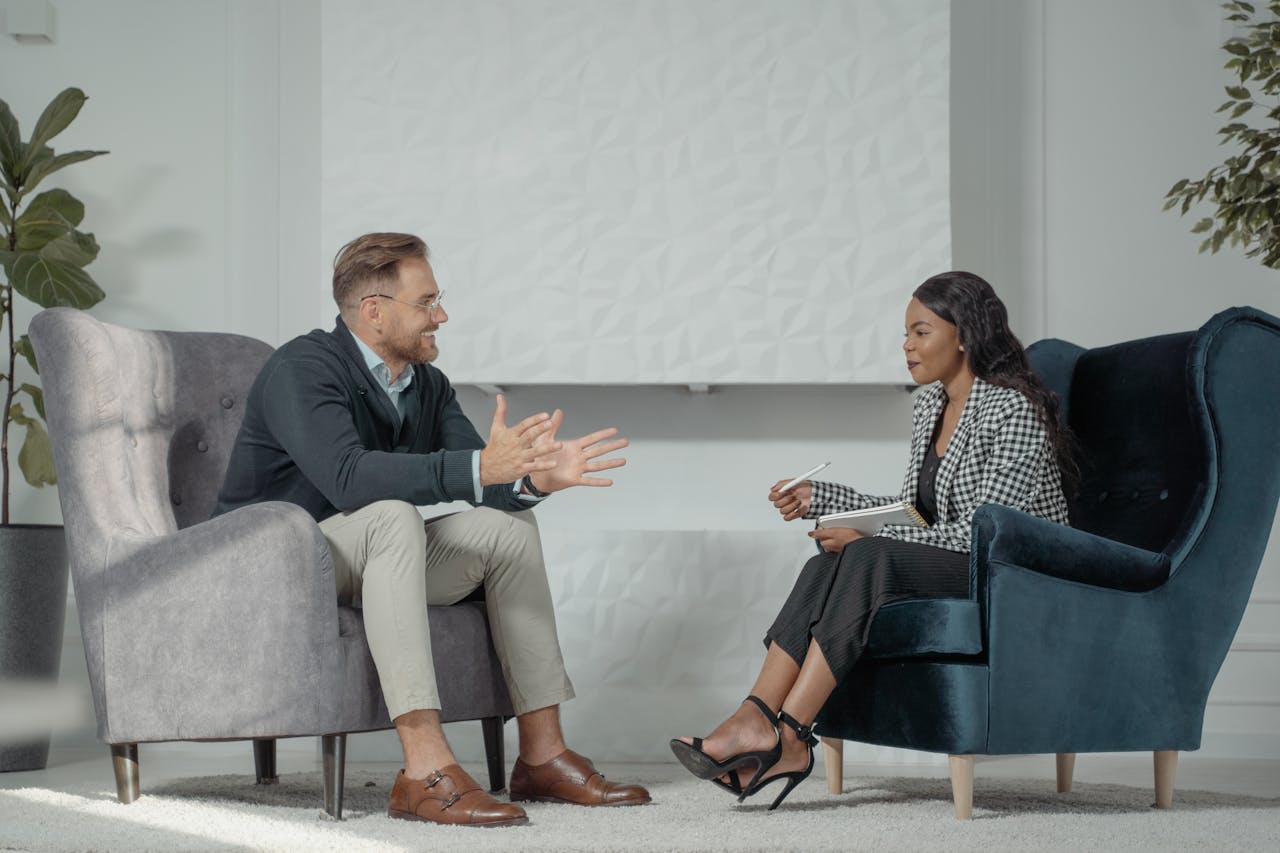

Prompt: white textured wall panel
[
  {"left": 537, "top": 527, "right": 942, "bottom": 764},
  {"left": 321, "top": 0, "right": 950, "bottom": 383}
]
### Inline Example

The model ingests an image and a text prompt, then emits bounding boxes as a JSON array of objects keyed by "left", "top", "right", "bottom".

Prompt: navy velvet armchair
[
  {"left": 816, "top": 306, "right": 1280, "bottom": 818},
  {"left": 30, "top": 308, "right": 515, "bottom": 818}
]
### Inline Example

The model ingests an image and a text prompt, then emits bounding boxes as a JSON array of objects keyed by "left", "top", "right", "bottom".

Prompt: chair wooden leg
[
  {"left": 1055, "top": 752, "right": 1075, "bottom": 793},
  {"left": 821, "top": 737, "right": 844, "bottom": 794},
  {"left": 481, "top": 716, "right": 506, "bottom": 792},
  {"left": 321, "top": 734, "right": 347, "bottom": 820},
  {"left": 1153, "top": 750, "right": 1177, "bottom": 809},
  {"left": 109, "top": 743, "right": 140, "bottom": 804},
  {"left": 253, "top": 738, "right": 278, "bottom": 785},
  {"left": 949, "top": 754, "right": 974, "bottom": 820}
]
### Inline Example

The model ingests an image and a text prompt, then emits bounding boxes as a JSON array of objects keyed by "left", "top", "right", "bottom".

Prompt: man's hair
[{"left": 332, "top": 232, "right": 429, "bottom": 307}]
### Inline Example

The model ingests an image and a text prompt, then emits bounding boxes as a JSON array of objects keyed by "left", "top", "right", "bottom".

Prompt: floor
[{"left": 3, "top": 744, "right": 1278, "bottom": 801}]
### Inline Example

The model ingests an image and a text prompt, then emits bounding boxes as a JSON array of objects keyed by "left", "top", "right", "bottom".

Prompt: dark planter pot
[{"left": 0, "top": 524, "right": 68, "bottom": 772}]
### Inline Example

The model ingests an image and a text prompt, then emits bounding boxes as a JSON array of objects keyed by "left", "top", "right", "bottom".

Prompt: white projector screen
[{"left": 321, "top": 0, "right": 950, "bottom": 384}]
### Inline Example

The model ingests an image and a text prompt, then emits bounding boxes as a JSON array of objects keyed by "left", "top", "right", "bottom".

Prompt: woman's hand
[
  {"left": 769, "top": 480, "right": 812, "bottom": 521},
  {"left": 808, "top": 525, "right": 863, "bottom": 553}
]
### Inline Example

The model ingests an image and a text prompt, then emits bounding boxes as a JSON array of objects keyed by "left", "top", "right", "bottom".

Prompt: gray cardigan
[{"left": 215, "top": 317, "right": 532, "bottom": 522}]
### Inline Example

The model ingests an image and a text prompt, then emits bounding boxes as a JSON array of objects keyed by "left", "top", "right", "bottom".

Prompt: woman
[{"left": 670, "top": 271, "right": 1073, "bottom": 810}]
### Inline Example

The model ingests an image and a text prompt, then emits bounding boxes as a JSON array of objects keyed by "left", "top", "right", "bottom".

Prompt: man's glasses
[{"left": 361, "top": 290, "right": 446, "bottom": 317}]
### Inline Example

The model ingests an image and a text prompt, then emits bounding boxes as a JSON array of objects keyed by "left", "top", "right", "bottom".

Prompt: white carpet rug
[{"left": 1, "top": 763, "right": 1277, "bottom": 853}]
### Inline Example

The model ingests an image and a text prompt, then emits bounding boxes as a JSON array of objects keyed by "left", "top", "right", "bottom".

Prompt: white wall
[{"left": 2, "top": 0, "right": 1277, "bottom": 769}]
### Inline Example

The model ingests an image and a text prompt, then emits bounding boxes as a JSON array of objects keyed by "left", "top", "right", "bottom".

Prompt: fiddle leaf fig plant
[
  {"left": 0, "top": 87, "right": 108, "bottom": 524},
  {"left": 1165, "top": 1, "right": 1280, "bottom": 268}
]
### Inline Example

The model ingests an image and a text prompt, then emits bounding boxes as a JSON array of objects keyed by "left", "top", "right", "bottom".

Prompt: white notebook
[{"left": 816, "top": 500, "right": 929, "bottom": 535}]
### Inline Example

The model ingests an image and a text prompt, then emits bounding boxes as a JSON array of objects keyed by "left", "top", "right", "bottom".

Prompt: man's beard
[{"left": 387, "top": 330, "right": 439, "bottom": 365}]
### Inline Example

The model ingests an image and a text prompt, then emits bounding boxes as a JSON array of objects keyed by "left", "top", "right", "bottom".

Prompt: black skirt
[{"left": 764, "top": 536, "right": 969, "bottom": 681}]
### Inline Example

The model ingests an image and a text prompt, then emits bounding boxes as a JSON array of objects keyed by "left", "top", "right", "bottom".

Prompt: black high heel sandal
[
  {"left": 741, "top": 709, "right": 818, "bottom": 811},
  {"left": 669, "top": 696, "right": 781, "bottom": 800}
]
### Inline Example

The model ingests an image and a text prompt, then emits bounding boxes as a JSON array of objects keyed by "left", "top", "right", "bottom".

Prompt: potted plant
[
  {"left": 1165, "top": 0, "right": 1280, "bottom": 268},
  {"left": 0, "top": 87, "right": 106, "bottom": 771}
]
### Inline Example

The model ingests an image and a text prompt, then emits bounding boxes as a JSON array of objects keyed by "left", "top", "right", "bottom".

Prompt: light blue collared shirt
[{"left": 352, "top": 334, "right": 542, "bottom": 505}]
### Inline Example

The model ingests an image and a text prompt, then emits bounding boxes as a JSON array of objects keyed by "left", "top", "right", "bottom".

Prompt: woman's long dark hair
[{"left": 913, "top": 271, "right": 1079, "bottom": 494}]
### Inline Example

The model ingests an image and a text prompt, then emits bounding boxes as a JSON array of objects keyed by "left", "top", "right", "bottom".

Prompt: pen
[{"left": 778, "top": 462, "right": 830, "bottom": 493}]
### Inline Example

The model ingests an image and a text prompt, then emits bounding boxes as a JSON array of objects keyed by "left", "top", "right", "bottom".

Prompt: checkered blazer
[{"left": 805, "top": 377, "right": 1069, "bottom": 554}]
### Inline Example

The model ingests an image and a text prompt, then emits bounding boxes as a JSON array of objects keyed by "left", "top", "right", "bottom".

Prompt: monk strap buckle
[
  {"left": 424, "top": 770, "right": 445, "bottom": 788},
  {"left": 441, "top": 791, "right": 462, "bottom": 809}
]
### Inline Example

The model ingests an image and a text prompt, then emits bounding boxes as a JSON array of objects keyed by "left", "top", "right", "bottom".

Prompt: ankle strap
[
  {"left": 778, "top": 710, "right": 818, "bottom": 747},
  {"left": 743, "top": 695, "right": 778, "bottom": 728}
]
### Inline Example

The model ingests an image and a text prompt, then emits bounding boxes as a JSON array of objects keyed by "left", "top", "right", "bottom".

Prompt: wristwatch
[{"left": 521, "top": 475, "right": 550, "bottom": 497}]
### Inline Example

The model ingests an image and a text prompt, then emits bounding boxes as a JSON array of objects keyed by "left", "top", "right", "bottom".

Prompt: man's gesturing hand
[
  {"left": 527, "top": 409, "right": 629, "bottom": 494},
  {"left": 479, "top": 394, "right": 562, "bottom": 486}
]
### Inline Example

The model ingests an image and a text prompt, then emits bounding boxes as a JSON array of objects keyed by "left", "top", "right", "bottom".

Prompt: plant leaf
[
  {"left": 8, "top": 252, "right": 106, "bottom": 309},
  {"left": 20, "top": 149, "right": 108, "bottom": 196},
  {"left": 1191, "top": 217, "right": 1215, "bottom": 233},
  {"left": 0, "top": 98, "right": 20, "bottom": 179},
  {"left": 18, "top": 383, "right": 45, "bottom": 421},
  {"left": 16, "top": 88, "right": 88, "bottom": 177},
  {"left": 15, "top": 208, "right": 73, "bottom": 252},
  {"left": 38, "top": 230, "right": 99, "bottom": 267},
  {"left": 14, "top": 335, "right": 39, "bottom": 374},
  {"left": 1227, "top": 85, "right": 1253, "bottom": 98},
  {"left": 1226, "top": 40, "right": 1252, "bottom": 56},
  {"left": 1232, "top": 100, "right": 1255, "bottom": 118},
  {"left": 19, "top": 188, "right": 85, "bottom": 228},
  {"left": 16, "top": 417, "right": 57, "bottom": 487},
  {"left": 0, "top": 248, "right": 16, "bottom": 275}
]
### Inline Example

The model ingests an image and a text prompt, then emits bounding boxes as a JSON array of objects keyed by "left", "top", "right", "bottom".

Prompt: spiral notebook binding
[{"left": 903, "top": 502, "right": 929, "bottom": 528}]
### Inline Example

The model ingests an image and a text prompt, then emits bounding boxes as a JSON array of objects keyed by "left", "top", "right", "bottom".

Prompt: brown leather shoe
[
  {"left": 509, "top": 748, "right": 651, "bottom": 806},
  {"left": 388, "top": 765, "right": 529, "bottom": 827}
]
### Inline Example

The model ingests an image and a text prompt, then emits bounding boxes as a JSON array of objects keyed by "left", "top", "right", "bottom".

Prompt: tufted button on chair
[
  {"left": 29, "top": 308, "right": 514, "bottom": 818},
  {"left": 816, "top": 306, "right": 1280, "bottom": 818}
]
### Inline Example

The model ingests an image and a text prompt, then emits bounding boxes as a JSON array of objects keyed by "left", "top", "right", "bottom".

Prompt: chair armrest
[
  {"left": 95, "top": 502, "right": 341, "bottom": 741},
  {"left": 971, "top": 503, "right": 1170, "bottom": 597}
]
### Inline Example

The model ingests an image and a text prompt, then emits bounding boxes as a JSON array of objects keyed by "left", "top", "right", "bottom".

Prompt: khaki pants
[{"left": 318, "top": 501, "right": 574, "bottom": 719}]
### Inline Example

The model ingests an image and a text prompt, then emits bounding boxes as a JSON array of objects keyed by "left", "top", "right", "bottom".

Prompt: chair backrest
[
  {"left": 29, "top": 309, "right": 274, "bottom": 572},
  {"left": 1028, "top": 331, "right": 1203, "bottom": 554},
  {"left": 1028, "top": 305, "right": 1280, "bottom": 585}
]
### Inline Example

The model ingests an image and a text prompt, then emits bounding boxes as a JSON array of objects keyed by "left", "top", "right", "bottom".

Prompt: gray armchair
[{"left": 29, "top": 307, "right": 514, "bottom": 818}]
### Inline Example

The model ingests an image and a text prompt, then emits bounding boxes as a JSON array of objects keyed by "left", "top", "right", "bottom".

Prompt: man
[{"left": 215, "top": 232, "right": 649, "bottom": 827}]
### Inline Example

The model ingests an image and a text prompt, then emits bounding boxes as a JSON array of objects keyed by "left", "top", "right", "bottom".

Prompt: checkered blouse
[{"left": 805, "top": 378, "right": 1069, "bottom": 554}]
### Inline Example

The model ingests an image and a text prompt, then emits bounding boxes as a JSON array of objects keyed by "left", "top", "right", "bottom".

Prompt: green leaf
[
  {"left": 1168, "top": 178, "right": 1190, "bottom": 195},
  {"left": 1228, "top": 85, "right": 1253, "bottom": 98},
  {"left": 20, "top": 149, "right": 107, "bottom": 197},
  {"left": 0, "top": 99, "right": 20, "bottom": 181},
  {"left": 18, "top": 383, "right": 45, "bottom": 421},
  {"left": 16, "top": 416, "right": 57, "bottom": 487},
  {"left": 15, "top": 88, "right": 88, "bottom": 177},
  {"left": 19, "top": 188, "right": 84, "bottom": 228},
  {"left": 1191, "top": 217, "right": 1215, "bottom": 233},
  {"left": 14, "top": 335, "right": 39, "bottom": 374},
  {"left": 14, "top": 208, "right": 73, "bottom": 252},
  {"left": 0, "top": 197, "right": 10, "bottom": 229},
  {"left": 1232, "top": 100, "right": 1255, "bottom": 118},
  {"left": 38, "top": 230, "right": 99, "bottom": 267},
  {"left": 8, "top": 252, "right": 105, "bottom": 309},
  {"left": 1226, "top": 40, "right": 1251, "bottom": 56}
]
